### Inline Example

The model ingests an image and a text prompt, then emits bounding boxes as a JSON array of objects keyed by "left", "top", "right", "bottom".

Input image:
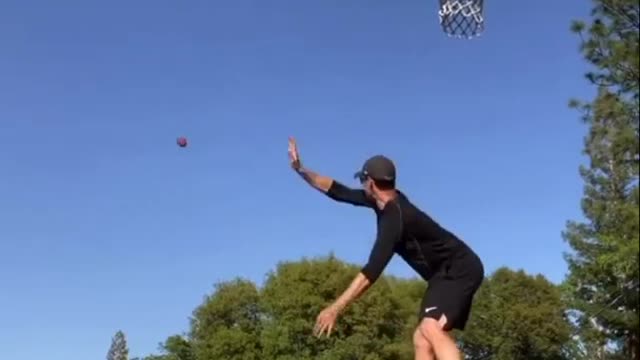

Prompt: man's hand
[
  {"left": 288, "top": 137, "right": 302, "bottom": 172},
  {"left": 313, "top": 304, "right": 340, "bottom": 338},
  {"left": 288, "top": 136, "right": 333, "bottom": 192},
  {"left": 312, "top": 273, "right": 373, "bottom": 338}
]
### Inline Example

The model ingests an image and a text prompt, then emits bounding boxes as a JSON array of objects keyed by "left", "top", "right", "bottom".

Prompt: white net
[{"left": 438, "top": 0, "right": 485, "bottom": 39}]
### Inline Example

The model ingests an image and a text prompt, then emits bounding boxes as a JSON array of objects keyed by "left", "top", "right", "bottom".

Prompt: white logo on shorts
[{"left": 424, "top": 306, "right": 438, "bottom": 314}]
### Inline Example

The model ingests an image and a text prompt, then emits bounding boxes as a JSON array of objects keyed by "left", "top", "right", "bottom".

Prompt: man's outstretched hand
[
  {"left": 288, "top": 137, "right": 333, "bottom": 192},
  {"left": 288, "top": 137, "right": 302, "bottom": 172},
  {"left": 313, "top": 304, "right": 340, "bottom": 338}
]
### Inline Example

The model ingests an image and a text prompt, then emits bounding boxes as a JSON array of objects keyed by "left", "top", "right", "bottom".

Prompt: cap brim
[{"left": 354, "top": 172, "right": 395, "bottom": 182}]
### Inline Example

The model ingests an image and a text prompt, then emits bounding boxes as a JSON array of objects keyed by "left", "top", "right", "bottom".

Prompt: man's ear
[{"left": 366, "top": 179, "right": 376, "bottom": 194}]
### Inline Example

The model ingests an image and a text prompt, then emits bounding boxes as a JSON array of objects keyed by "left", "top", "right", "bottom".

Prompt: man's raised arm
[
  {"left": 296, "top": 166, "right": 373, "bottom": 207},
  {"left": 296, "top": 167, "right": 333, "bottom": 193},
  {"left": 289, "top": 137, "right": 373, "bottom": 207}
]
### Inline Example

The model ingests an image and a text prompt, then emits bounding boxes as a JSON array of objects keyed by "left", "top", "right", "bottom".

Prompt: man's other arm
[{"left": 330, "top": 204, "right": 403, "bottom": 313}]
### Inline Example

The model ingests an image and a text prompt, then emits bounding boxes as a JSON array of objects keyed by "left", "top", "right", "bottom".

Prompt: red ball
[{"left": 176, "top": 137, "right": 188, "bottom": 147}]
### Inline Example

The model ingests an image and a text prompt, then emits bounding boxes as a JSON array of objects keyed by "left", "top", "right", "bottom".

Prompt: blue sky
[{"left": 1, "top": 0, "right": 593, "bottom": 359}]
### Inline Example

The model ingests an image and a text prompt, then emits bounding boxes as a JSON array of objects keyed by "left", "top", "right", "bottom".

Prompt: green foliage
[
  {"left": 570, "top": 0, "right": 639, "bottom": 95},
  {"left": 190, "top": 279, "right": 262, "bottom": 360},
  {"left": 107, "top": 330, "right": 129, "bottom": 360},
  {"left": 138, "top": 257, "right": 575, "bottom": 360},
  {"left": 386, "top": 275, "right": 427, "bottom": 359},
  {"left": 162, "top": 336, "right": 195, "bottom": 360},
  {"left": 459, "top": 268, "right": 573, "bottom": 360},
  {"left": 565, "top": 0, "right": 640, "bottom": 358},
  {"left": 259, "top": 256, "right": 406, "bottom": 359},
  {"left": 136, "top": 336, "right": 196, "bottom": 360}
]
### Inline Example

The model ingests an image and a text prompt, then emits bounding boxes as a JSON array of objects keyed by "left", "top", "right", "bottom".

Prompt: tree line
[{"left": 109, "top": 1, "right": 639, "bottom": 359}]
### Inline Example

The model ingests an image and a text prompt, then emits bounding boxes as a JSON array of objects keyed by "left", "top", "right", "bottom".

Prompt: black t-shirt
[{"left": 327, "top": 181, "right": 474, "bottom": 283}]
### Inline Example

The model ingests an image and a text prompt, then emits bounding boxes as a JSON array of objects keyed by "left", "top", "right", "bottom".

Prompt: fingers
[
  {"left": 289, "top": 139, "right": 298, "bottom": 158},
  {"left": 288, "top": 137, "right": 301, "bottom": 170},
  {"left": 288, "top": 137, "right": 296, "bottom": 153},
  {"left": 313, "top": 313, "right": 325, "bottom": 337},
  {"left": 314, "top": 321, "right": 330, "bottom": 338},
  {"left": 313, "top": 321, "right": 324, "bottom": 337},
  {"left": 313, "top": 314, "right": 335, "bottom": 338}
]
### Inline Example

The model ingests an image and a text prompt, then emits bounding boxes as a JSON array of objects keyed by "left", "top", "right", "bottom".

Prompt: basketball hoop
[{"left": 438, "top": 0, "right": 485, "bottom": 39}]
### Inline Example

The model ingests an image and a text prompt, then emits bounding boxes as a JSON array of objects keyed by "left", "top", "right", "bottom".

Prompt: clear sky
[{"left": 1, "top": 0, "right": 593, "bottom": 359}]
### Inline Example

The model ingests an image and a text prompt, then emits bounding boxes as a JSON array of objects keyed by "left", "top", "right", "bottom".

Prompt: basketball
[{"left": 177, "top": 137, "right": 188, "bottom": 148}]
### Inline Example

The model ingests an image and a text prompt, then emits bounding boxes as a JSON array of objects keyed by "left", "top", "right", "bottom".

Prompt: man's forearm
[
  {"left": 297, "top": 167, "right": 334, "bottom": 193},
  {"left": 332, "top": 272, "right": 372, "bottom": 313}
]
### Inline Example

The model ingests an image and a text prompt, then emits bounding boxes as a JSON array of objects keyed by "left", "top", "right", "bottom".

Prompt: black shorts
[{"left": 417, "top": 251, "right": 484, "bottom": 331}]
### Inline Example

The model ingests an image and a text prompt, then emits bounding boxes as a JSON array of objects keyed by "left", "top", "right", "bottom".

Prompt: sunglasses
[{"left": 355, "top": 171, "right": 369, "bottom": 184}]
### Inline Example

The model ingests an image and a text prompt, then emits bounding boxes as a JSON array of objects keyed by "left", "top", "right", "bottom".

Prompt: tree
[
  {"left": 141, "top": 256, "right": 576, "bottom": 360},
  {"left": 143, "top": 256, "right": 413, "bottom": 360},
  {"left": 565, "top": 0, "right": 640, "bottom": 358},
  {"left": 386, "top": 275, "right": 427, "bottom": 359},
  {"left": 457, "top": 268, "right": 573, "bottom": 360},
  {"left": 140, "top": 335, "right": 195, "bottom": 360},
  {"left": 190, "top": 278, "right": 262, "bottom": 360},
  {"left": 162, "top": 336, "right": 195, "bottom": 360},
  {"left": 259, "top": 255, "right": 407, "bottom": 360},
  {"left": 107, "top": 330, "right": 129, "bottom": 360}
]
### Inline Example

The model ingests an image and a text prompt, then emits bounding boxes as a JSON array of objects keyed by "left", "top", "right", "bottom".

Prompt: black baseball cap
[{"left": 353, "top": 155, "right": 396, "bottom": 182}]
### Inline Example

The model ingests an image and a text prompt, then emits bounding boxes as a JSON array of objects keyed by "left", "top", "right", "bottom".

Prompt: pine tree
[
  {"left": 107, "top": 330, "right": 129, "bottom": 360},
  {"left": 564, "top": 0, "right": 639, "bottom": 358}
]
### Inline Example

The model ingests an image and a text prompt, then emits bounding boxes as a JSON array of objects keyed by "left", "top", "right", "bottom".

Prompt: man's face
[{"left": 360, "top": 177, "right": 375, "bottom": 199}]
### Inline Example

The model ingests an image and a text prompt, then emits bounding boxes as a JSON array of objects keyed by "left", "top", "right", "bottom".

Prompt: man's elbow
[{"left": 360, "top": 267, "right": 381, "bottom": 285}]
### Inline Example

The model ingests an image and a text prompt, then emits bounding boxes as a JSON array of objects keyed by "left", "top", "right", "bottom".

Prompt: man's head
[{"left": 353, "top": 155, "right": 397, "bottom": 199}]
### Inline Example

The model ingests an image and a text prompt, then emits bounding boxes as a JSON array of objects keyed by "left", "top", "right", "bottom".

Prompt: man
[{"left": 288, "top": 137, "right": 484, "bottom": 360}]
